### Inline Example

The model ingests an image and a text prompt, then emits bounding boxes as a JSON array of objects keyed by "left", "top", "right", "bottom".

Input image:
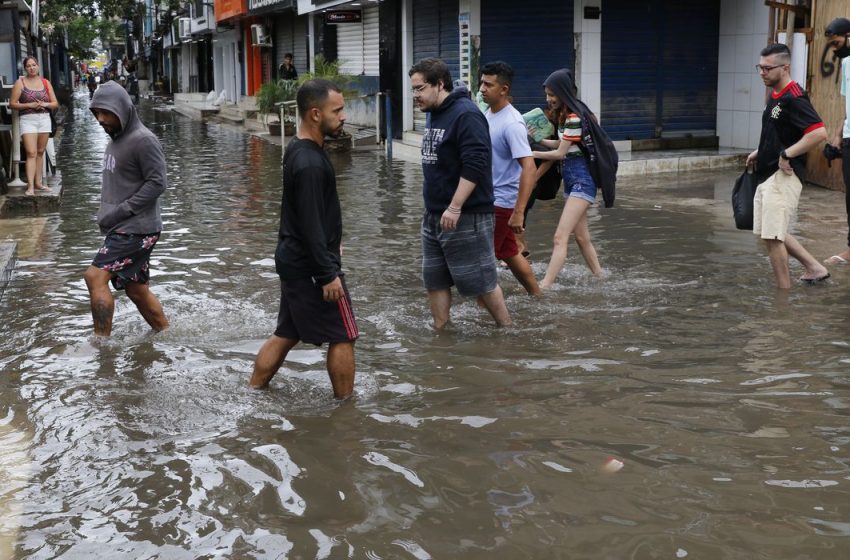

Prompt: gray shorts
[{"left": 421, "top": 211, "right": 498, "bottom": 297}]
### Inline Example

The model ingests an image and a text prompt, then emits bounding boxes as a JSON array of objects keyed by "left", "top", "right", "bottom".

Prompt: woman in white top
[{"left": 10, "top": 57, "right": 58, "bottom": 195}]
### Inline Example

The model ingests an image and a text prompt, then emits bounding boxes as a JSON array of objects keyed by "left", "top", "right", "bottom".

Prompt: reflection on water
[{"left": 1, "top": 91, "right": 849, "bottom": 558}]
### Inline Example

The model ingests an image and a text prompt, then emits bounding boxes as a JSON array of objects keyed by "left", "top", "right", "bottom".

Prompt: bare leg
[
  {"left": 22, "top": 134, "right": 37, "bottom": 194},
  {"left": 540, "top": 197, "right": 592, "bottom": 288},
  {"left": 327, "top": 341, "right": 356, "bottom": 400},
  {"left": 83, "top": 265, "right": 115, "bottom": 335},
  {"left": 478, "top": 285, "right": 512, "bottom": 327},
  {"left": 250, "top": 335, "right": 299, "bottom": 388},
  {"left": 765, "top": 239, "right": 791, "bottom": 289},
  {"left": 125, "top": 281, "right": 169, "bottom": 331},
  {"left": 427, "top": 288, "right": 452, "bottom": 330},
  {"left": 504, "top": 253, "right": 541, "bottom": 295},
  {"left": 784, "top": 234, "right": 829, "bottom": 280},
  {"left": 573, "top": 214, "right": 602, "bottom": 277},
  {"left": 34, "top": 133, "right": 49, "bottom": 189}
]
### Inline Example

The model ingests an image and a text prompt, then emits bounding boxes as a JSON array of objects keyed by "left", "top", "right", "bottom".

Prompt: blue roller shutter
[
  {"left": 412, "top": 0, "right": 459, "bottom": 130},
  {"left": 602, "top": 0, "right": 719, "bottom": 140},
  {"left": 481, "top": 0, "right": 574, "bottom": 115}
]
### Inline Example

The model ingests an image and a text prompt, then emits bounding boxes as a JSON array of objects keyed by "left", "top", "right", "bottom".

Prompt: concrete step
[
  {"left": 172, "top": 103, "right": 219, "bottom": 121},
  {"left": 0, "top": 180, "right": 63, "bottom": 217}
]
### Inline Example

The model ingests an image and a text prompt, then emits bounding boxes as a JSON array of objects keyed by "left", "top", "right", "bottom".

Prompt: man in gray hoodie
[{"left": 83, "top": 81, "right": 169, "bottom": 336}]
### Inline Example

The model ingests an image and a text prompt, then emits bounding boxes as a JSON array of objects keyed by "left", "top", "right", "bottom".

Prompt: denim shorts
[
  {"left": 421, "top": 211, "right": 498, "bottom": 297},
  {"left": 561, "top": 156, "right": 597, "bottom": 204}
]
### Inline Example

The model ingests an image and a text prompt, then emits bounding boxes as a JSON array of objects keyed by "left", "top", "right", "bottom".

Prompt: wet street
[{"left": 1, "top": 91, "right": 850, "bottom": 559}]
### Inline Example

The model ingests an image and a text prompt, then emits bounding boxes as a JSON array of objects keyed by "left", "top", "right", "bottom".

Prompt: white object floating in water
[{"left": 601, "top": 457, "right": 624, "bottom": 473}]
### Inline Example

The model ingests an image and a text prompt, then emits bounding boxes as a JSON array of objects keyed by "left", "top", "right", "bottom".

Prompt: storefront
[
  {"left": 601, "top": 0, "right": 720, "bottom": 141},
  {"left": 480, "top": 0, "right": 575, "bottom": 114},
  {"left": 213, "top": 0, "right": 247, "bottom": 103}
]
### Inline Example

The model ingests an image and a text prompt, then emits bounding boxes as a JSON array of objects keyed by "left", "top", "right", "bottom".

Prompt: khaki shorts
[{"left": 752, "top": 171, "right": 802, "bottom": 242}]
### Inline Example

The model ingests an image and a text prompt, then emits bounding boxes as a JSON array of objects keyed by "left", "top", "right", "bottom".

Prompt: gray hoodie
[{"left": 90, "top": 81, "right": 167, "bottom": 234}]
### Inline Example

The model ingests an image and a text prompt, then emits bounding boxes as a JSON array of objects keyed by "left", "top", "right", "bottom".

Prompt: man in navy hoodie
[{"left": 409, "top": 58, "right": 511, "bottom": 329}]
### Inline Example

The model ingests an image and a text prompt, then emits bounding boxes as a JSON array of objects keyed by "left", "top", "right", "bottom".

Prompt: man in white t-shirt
[
  {"left": 479, "top": 61, "right": 540, "bottom": 295},
  {"left": 825, "top": 17, "right": 850, "bottom": 266}
]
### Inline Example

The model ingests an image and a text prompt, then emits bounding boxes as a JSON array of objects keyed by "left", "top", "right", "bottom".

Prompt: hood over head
[
  {"left": 89, "top": 81, "right": 138, "bottom": 137},
  {"left": 543, "top": 69, "right": 593, "bottom": 120}
]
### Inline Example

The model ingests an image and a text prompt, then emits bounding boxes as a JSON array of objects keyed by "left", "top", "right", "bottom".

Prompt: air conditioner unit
[
  {"left": 251, "top": 24, "right": 272, "bottom": 47},
  {"left": 178, "top": 18, "right": 191, "bottom": 40}
]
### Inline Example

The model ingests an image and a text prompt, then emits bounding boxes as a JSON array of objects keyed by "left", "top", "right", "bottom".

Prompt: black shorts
[
  {"left": 274, "top": 274, "right": 358, "bottom": 345},
  {"left": 91, "top": 232, "right": 161, "bottom": 291}
]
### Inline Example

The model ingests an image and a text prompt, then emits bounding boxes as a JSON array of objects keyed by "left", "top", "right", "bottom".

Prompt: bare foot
[
  {"left": 35, "top": 184, "right": 50, "bottom": 191},
  {"left": 25, "top": 189, "right": 34, "bottom": 196}
]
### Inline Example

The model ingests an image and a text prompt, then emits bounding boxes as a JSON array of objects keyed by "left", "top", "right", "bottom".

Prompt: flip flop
[
  {"left": 800, "top": 273, "right": 831, "bottom": 284},
  {"left": 824, "top": 255, "right": 849, "bottom": 265},
  {"left": 35, "top": 185, "right": 50, "bottom": 191}
]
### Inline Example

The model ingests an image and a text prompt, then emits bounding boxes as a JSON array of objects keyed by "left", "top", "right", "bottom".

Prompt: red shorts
[{"left": 493, "top": 206, "right": 520, "bottom": 261}]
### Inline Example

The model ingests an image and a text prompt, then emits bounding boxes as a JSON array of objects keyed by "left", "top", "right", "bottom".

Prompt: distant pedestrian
[
  {"left": 478, "top": 61, "right": 540, "bottom": 296},
  {"left": 83, "top": 82, "right": 169, "bottom": 335},
  {"left": 531, "top": 69, "right": 618, "bottom": 288},
  {"left": 10, "top": 57, "right": 58, "bottom": 195},
  {"left": 409, "top": 57, "right": 511, "bottom": 328},
  {"left": 823, "top": 18, "right": 850, "bottom": 267},
  {"left": 250, "top": 79, "right": 357, "bottom": 400},
  {"left": 745, "top": 43, "right": 830, "bottom": 288},
  {"left": 279, "top": 53, "right": 298, "bottom": 81}
]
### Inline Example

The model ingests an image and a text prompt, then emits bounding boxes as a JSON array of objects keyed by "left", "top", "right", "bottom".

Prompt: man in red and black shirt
[{"left": 746, "top": 43, "right": 830, "bottom": 289}]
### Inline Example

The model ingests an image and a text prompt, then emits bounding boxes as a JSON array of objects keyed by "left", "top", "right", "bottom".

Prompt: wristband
[{"left": 446, "top": 206, "right": 461, "bottom": 214}]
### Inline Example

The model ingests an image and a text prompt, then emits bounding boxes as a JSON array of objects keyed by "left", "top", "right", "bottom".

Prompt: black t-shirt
[
  {"left": 755, "top": 81, "right": 824, "bottom": 184},
  {"left": 276, "top": 138, "right": 342, "bottom": 285}
]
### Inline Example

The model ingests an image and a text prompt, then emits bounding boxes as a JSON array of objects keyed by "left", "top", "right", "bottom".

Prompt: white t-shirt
[
  {"left": 485, "top": 104, "right": 533, "bottom": 209},
  {"left": 842, "top": 57, "right": 850, "bottom": 139}
]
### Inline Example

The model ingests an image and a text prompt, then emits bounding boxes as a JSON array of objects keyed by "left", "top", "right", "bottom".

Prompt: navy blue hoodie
[{"left": 421, "top": 88, "right": 494, "bottom": 214}]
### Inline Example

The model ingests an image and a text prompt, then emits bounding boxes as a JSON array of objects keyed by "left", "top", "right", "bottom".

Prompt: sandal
[{"left": 35, "top": 184, "right": 50, "bottom": 191}]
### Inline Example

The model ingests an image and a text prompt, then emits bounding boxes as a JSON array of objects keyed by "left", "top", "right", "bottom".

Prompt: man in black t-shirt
[
  {"left": 745, "top": 43, "right": 830, "bottom": 289},
  {"left": 250, "top": 79, "right": 357, "bottom": 400},
  {"left": 279, "top": 53, "right": 298, "bottom": 81}
]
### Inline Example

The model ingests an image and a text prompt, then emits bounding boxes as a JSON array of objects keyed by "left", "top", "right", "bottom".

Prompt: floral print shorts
[{"left": 91, "top": 232, "right": 161, "bottom": 290}]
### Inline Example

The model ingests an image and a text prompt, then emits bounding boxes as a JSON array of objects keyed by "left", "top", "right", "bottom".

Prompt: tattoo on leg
[{"left": 92, "top": 301, "right": 112, "bottom": 332}]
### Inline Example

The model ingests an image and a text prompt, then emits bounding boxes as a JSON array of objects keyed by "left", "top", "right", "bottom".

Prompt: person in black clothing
[
  {"left": 250, "top": 79, "right": 357, "bottom": 400},
  {"left": 745, "top": 43, "right": 830, "bottom": 289},
  {"left": 279, "top": 53, "right": 298, "bottom": 81}
]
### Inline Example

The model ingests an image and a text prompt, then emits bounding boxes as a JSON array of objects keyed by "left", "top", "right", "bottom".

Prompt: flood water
[{"left": 1, "top": 91, "right": 850, "bottom": 559}]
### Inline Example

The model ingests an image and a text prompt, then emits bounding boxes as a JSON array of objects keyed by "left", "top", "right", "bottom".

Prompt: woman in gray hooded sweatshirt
[{"left": 83, "top": 81, "right": 169, "bottom": 336}]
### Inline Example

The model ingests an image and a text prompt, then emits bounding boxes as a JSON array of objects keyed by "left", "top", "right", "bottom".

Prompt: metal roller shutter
[
  {"left": 602, "top": 0, "right": 719, "bottom": 140},
  {"left": 335, "top": 6, "right": 379, "bottom": 76},
  {"left": 363, "top": 6, "right": 379, "bottom": 76},
  {"left": 275, "top": 14, "right": 308, "bottom": 77},
  {"left": 480, "top": 0, "right": 574, "bottom": 114},
  {"left": 412, "top": 0, "right": 459, "bottom": 130}
]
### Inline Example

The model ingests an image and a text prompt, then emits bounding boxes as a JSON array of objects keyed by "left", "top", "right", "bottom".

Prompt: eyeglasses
[
  {"left": 755, "top": 64, "right": 785, "bottom": 74},
  {"left": 411, "top": 83, "right": 431, "bottom": 95}
]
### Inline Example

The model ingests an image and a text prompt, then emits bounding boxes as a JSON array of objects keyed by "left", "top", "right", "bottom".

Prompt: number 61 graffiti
[{"left": 820, "top": 44, "right": 842, "bottom": 84}]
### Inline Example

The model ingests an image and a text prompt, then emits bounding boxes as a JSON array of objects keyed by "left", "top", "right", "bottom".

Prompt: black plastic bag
[
  {"left": 529, "top": 139, "right": 561, "bottom": 201},
  {"left": 731, "top": 167, "right": 757, "bottom": 230}
]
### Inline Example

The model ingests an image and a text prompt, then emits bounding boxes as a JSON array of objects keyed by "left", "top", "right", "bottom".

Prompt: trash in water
[{"left": 601, "top": 457, "right": 624, "bottom": 473}]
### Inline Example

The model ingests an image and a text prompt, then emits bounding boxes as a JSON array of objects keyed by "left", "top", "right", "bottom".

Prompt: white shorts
[
  {"left": 752, "top": 170, "right": 802, "bottom": 242},
  {"left": 19, "top": 112, "right": 51, "bottom": 135}
]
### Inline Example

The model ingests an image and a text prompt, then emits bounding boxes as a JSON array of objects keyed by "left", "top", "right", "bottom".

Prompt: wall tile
[
  {"left": 717, "top": 72, "right": 734, "bottom": 110},
  {"left": 732, "top": 110, "right": 750, "bottom": 147},
  {"left": 735, "top": 0, "right": 755, "bottom": 35},
  {"left": 734, "top": 73, "right": 752, "bottom": 111},
  {"left": 717, "top": 110, "right": 733, "bottom": 147}
]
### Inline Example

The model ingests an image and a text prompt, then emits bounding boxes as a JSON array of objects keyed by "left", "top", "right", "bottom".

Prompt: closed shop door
[
  {"left": 412, "top": 0, "right": 459, "bottom": 130},
  {"left": 602, "top": 0, "right": 719, "bottom": 140},
  {"left": 481, "top": 0, "right": 574, "bottom": 115},
  {"left": 335, "top": 5, "right": 379, "bottom": 76},
  {"left": 275, "top": 14, "right": 308, "bottom": 78}
]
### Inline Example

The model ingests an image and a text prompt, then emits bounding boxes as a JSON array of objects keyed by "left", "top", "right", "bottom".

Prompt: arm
[
  {"left": 534, "top": 160, "right": 555, "bottom": 182},
  {"left": 98, "top": 137, "right": 167, "bottom": 226},
  {"left": 442, "top": 112, "right": 491, "bottom": 230},
  {"left": 509, "top": 156, "right": 537, "bottom": 232},
  {"left": 290, "top": 165, "right": 341, "bottom": 297},
  {"left": 532, "top": 138, "right": 574, "bottom": 161},
  {"left": 9, "top": 81, "right": 33, "bottom": 111},
  {"left": 538, "top": 138, "right": 560, "bottom": 149},
  {"left": 778, "top": 126, "right": 828, "bottom": 175}
]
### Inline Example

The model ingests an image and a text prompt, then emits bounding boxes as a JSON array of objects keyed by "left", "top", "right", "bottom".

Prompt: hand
[
  {"left": 831, "top": 135, "right": 842, "bottom": 149},
  {"left": 746, "top": 150, "right": 758, "bottom": 167},
  {"left": 441, "top": 208, "right": 460, "bottom": 231},
  {"left": 322, "top": 276, "right": 344, "bottom": 302},
  {"left": 508, "top": 210, "right": 525, "bottom": 234},
  {"left": 778, "top": 153, "right": 794, "bottom": 175}
]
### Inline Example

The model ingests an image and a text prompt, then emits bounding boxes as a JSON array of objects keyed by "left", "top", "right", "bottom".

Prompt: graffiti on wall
[{"left": 820, "top": 43, "right": 842, "bottom": 84}]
